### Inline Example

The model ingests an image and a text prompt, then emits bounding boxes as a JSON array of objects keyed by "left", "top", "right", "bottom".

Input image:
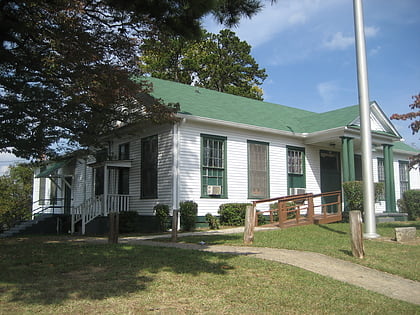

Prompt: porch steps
[{"left": 0, "top": 214, "right": 56, "bottom": 238}]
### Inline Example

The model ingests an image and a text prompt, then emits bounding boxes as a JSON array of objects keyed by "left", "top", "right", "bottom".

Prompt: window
[
  {"left": 287, "top": 146, "right": 305, "bottom": 193},
  {"left": 38, "top": 166, "right": 46, "bottom": 205},
  {"left": 118, "top": 168, "right": 129, "bottom": 195},
  {"left": 201, "top": 134, "right": 227, "bottom": 198},
  {"left": 248, "top": 141, "right": 269, "bottom": 199},
  {"left": 399, "top": 161, "right": 410, "bottom": 198},
  {"left": 95, "top": 166, "right": 104, "bottom": 196},
  {"left": 377, "top": 158, "right": 385, "bottom": 200},
  {"left": 287, "top": 147, "right": 304, "bottom": 174},
  {"left": 118, "top": 143, "right": 130, "bottom": 160},
  {"left": 141, "top": 135, "right": 158, "bottom": 199},
  {"left": 377, "top": 158, "right": 385, "bottom": 182}
]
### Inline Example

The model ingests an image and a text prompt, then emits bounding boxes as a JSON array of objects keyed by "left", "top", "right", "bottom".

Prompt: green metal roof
[
  {"left": 146, "top": 77, "right": 352, "bottom": 133},
  {"left": 36, "top": 160, "right": 70, "bottom": 178},
  {"left": 145, "top": 78, "right": 411, "bottom": 146},
  {"left": 393, "top": 141, "right": 420, "bottom": 153}
]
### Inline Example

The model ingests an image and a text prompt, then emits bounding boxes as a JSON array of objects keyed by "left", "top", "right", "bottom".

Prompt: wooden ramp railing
[{"left": 253, "top": 191, "right": 342, "bottom": 228}]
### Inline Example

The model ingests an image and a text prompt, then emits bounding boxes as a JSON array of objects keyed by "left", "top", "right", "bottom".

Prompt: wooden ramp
[{"left": 254, "top": 191, "right": 342, "bottom": 229}]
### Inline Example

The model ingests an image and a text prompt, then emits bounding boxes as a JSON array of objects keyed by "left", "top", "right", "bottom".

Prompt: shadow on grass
[
  {"left": 0, "top": 238, "right": 235, "bottom": 305},
  {"left": 339, "top": 249, "right": 353, "bottom": 257},
  {"left": 316, "top": 224, "right": 348, "bottom": 235},
  {"left": 377, "top": 221, "right": 420, "bottom": 229}
]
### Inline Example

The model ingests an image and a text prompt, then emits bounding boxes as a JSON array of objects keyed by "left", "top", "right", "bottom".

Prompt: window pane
[
  {"left": 202, "top": 135, "right": 226, "bottom": 197},
  {"left": 141, "top": 135, "right": 158, "bottom": 198},
  {"left": 288, "top": 149, "right": 303, "bottom": 174},
  {"left": 248, "top": 142, "right": 268, "bottom": 198},
  {"left": 377, "top": 158, "right": 385, "bottom": 182},
  {"left": 399, "top": 161, "right": 409, "bottom": 198}
]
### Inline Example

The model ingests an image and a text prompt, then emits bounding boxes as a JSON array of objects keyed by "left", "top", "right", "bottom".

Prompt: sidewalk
[{"left": 94, "top": 227, "right": 420, "bottom": 306}]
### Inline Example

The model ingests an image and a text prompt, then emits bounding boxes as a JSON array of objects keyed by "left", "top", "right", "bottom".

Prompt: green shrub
[
  {"left": 399, "top": 190, "right": 420, "bottom": 220},
  {"left": 179, "top": 201, "right": 198, "bottom": 231},
  {"left": 205, "top": 213, "right": 219, "bottom": 229},
  {"left": 118, "top": 211, "right": 139, "bottom": 233},
  {"left": 154, "top": 204, "right": 170, "bottom": 232},
  {"left": 343, "top": 181, "right": 384, "bottom": 214},
  {"left": 218, "top": 203, "right": 251, "bottom": 226}
]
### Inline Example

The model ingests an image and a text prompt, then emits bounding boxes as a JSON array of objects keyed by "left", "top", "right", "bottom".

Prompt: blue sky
[
  {"left": 1, "top": 0, "right": 418, "bottom": 175},
  {"left": 204, "top": 0, "right": 420, "bottom": 146}
]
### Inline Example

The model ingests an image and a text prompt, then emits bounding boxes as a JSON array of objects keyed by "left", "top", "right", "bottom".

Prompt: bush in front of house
[
  {"left": 398, "top": 189, "right": 420, "bottom": 220},
  {"left": 343, "top": 181, "right": 384, "bottom": 214},
  {"left": 154, "top": 204, "right": 170, "bottom": 232},
  {"left": 179, "top": 200, "right": 198, "bottom": 231},
  {"left": 218, "top": 203, "right": 251, "bottom": 226},
  {"left": 118, "top": 211, "right": 140, "bottom": 233},
  {"left": 205, "top": 213, "right": 219, "bottom": 229}
]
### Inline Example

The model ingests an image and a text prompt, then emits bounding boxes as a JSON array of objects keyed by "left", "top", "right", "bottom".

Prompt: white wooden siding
[
  {"left": 177, "top": 120, "right": 322, "bottom": 216},
  {"left": 127, "top": 125, "right": 173, "bottom": 215}
]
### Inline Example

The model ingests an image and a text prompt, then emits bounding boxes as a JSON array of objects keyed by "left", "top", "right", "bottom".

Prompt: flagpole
[{"left": 353, "top": 0, "right": 379, "bottom": 238}]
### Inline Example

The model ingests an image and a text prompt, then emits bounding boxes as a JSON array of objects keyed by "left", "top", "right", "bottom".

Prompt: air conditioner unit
[
  {"left": 207, "top": 185, "right": 222, "bottom": 195},
  {"left": 289, "top": 187, "right": 306, "bottom": 195}
]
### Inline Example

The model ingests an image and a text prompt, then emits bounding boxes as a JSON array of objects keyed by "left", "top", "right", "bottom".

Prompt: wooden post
[
  {"left": 243, "top": 205, "right": 255, "bottom": 245},
  {"left": 108, "top": 212, "right": 119, "bottom": 244},
  {"left": 350, "top": 210, "right": 364, "bottom": 258},
  {"left": 171, "top": 210, "right": 179, "bottom": 242}
]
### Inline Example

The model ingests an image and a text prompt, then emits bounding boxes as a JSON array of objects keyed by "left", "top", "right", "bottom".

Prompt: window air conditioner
[
  {"left": 289, "top": 187, "right": 306, "bottom": 195},
  {"left": 207, "top": 185, "right": 222, "bottom": 195}
]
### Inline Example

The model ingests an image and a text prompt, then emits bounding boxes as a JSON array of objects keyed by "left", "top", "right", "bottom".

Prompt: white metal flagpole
[{"left": 353, "top": 0, "right": 379, "bottom": 238}]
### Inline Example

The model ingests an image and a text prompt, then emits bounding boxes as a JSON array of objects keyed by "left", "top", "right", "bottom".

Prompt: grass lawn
[
  {"left": 0, "top": 224, "right": 419, "bottom": 314},
  {"left": 180, "top": 221, "right": 420, "bottom": 282}
]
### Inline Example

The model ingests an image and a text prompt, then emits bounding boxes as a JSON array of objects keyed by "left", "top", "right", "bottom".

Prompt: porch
[{"left": 71, "top": 194, "right": 130, "bottom": 235}]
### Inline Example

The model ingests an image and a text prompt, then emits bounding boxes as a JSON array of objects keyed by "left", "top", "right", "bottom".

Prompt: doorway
[{"left": 320, "top": 150, "right": 341, "bottom": 213}]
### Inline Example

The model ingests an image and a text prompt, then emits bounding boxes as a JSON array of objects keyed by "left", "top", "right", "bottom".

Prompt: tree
[
  {"left": 390, "top": 93, "right": 420, "bottom": 167},
  {"left": 0, "top": 163, "right": 33, "bottom": 232},
  {"left": 0, "top": 0, "right": 265, "bottom": 159},
  {"left": 141, "top": 29, "right": 267, "bottom": 100}
]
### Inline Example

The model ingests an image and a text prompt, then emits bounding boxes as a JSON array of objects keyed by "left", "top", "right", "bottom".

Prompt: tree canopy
[
  {"left": 391, "top": 93, "right": 420, "bottom": 167},
  {"left": 0, "top": 163, "right": 33, "bottom": 232},
  {"left": 141, "top": 29, "right": 267, "bottom": 100},
  {"left": 0, "top": 0, "right": 265, "bottom": 159}
]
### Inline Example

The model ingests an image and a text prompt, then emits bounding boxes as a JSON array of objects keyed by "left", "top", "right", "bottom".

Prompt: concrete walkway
[{"left": 95, "top": 227, "right": 420, "bottom": 306}]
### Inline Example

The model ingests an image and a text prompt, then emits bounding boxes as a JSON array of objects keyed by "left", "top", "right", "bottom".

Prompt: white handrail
[{"left": 71, "top": 194, "right": 130, "bottom": 234}]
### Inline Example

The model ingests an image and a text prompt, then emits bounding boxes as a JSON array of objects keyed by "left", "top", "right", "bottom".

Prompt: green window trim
[
  {"left": 248, "top": 140, "right": 270, "bottom": 199},
  {"left": 287, "top": 146, "right": 306, "bottom": 192},
  {"left": 201, "top": 134, "right": 227, "bottom": 198},
  {"left": 398, "top": 160, "right": 410, "bottom": 199},
  {"left": 377, "top": 157, "right": 385, "bottom": 201}
]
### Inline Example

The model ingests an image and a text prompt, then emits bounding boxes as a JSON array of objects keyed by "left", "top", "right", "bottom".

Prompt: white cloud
[
  {"left": 203, "top": 0, "right": 346, "bottom": 48},
  {"left": 369, "top": 45, "right": 381, "bottom": 56},
  {"left": 365, "top": 26, "right": 380, "bottom": 37},
  {"left": 317, "top": 81, "right": 343, "bottom": 106},
  {"left": 323, "top": 25, "right": 379, "bottom": 51},
  {"left": 324, "top": 32, "right": 354, "bottom": 50}
]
